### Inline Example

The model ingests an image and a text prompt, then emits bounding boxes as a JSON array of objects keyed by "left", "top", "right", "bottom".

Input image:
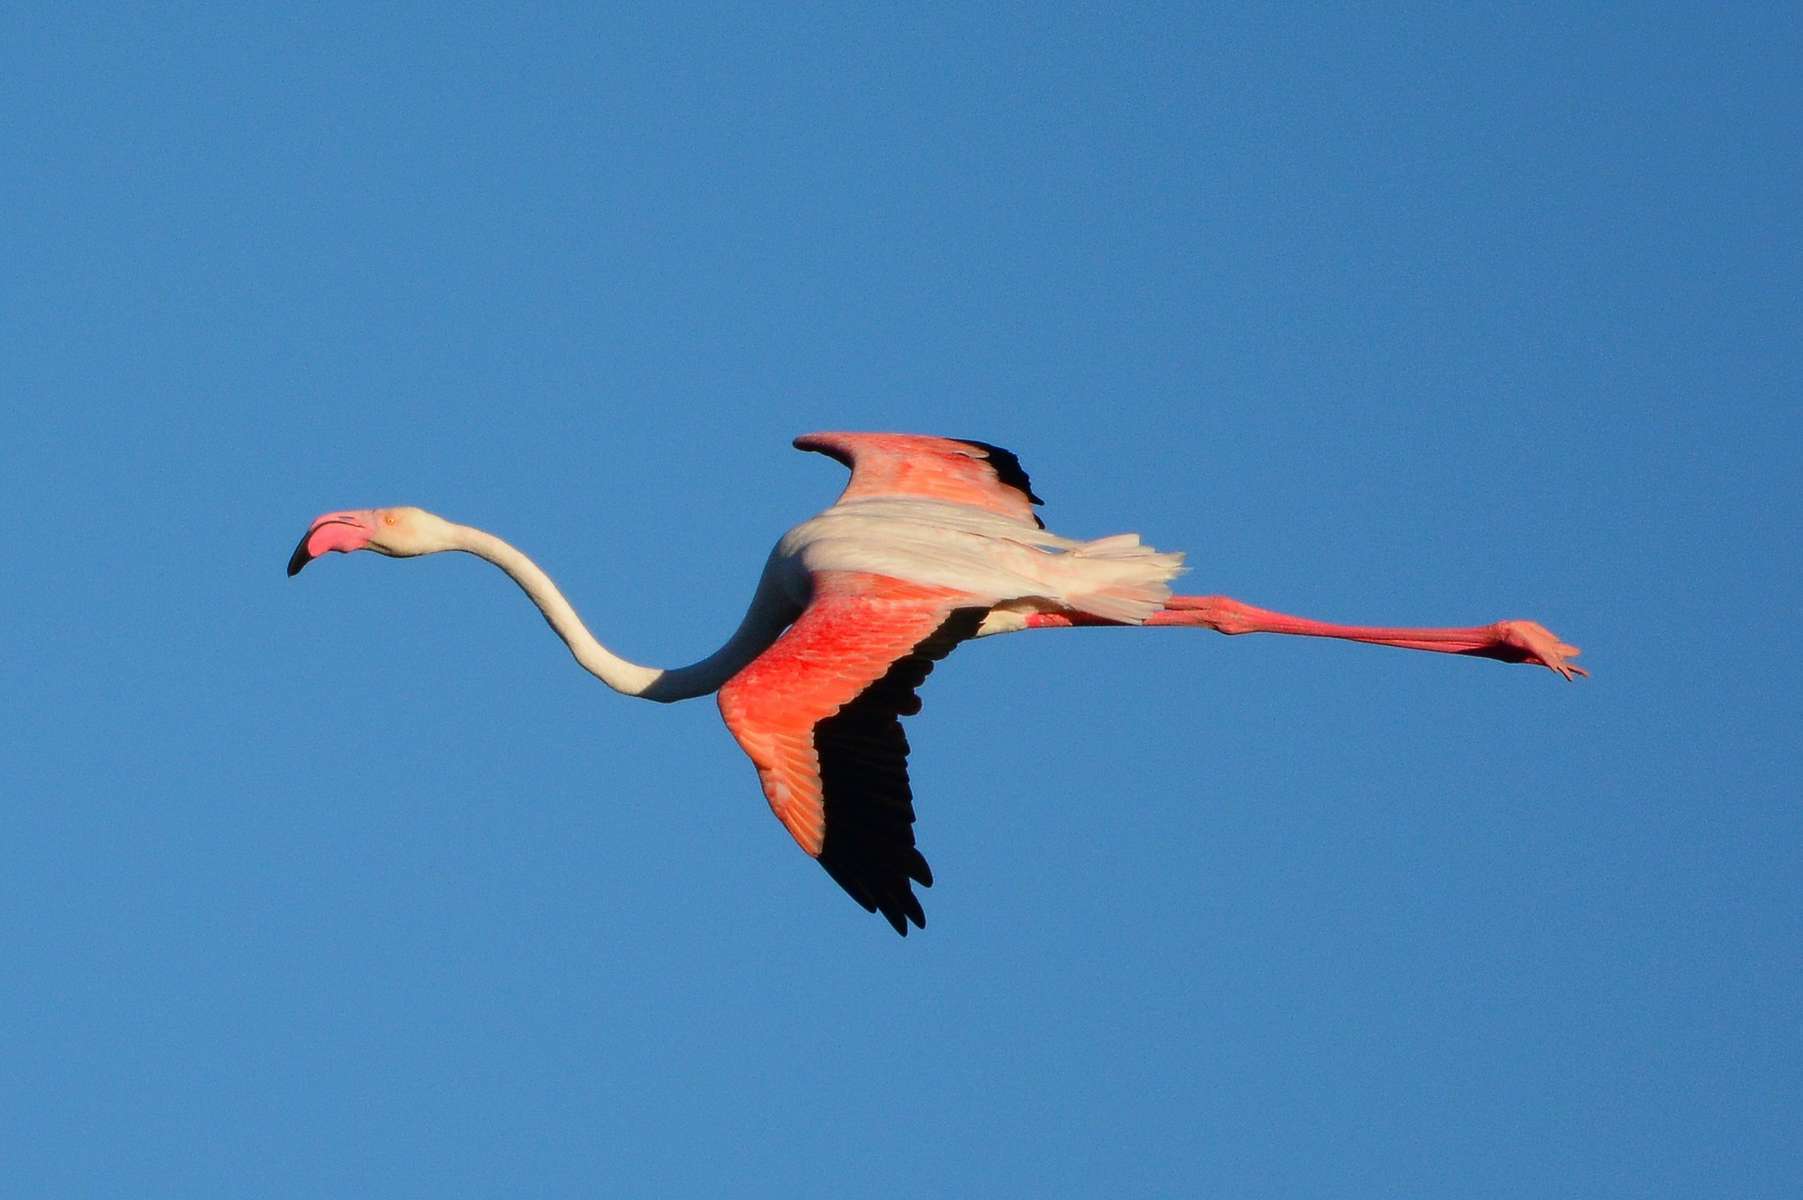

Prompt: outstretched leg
[{"left": 1022, "top": 595, "right": 1586, "bottom": 680}]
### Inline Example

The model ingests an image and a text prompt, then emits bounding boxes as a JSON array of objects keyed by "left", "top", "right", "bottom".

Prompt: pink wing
[
  {"left": 717, "top": 571, "right": 986, "bottom": 934},
  {"left": 794, "top": 432, "right": 1046, "bottom": 527}
]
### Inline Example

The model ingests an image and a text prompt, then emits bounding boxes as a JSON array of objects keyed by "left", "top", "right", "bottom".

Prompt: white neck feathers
[{"left": 448, "top": 524, "right": 792, "bottom": 703}]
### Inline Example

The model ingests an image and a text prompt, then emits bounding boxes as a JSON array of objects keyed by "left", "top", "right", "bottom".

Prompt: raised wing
[
  {"left": 717, "top": 571, "right": 986, "bottom": 934},
  {"left": 794, "top": 432, "right": 1046, "bottom": 528}
]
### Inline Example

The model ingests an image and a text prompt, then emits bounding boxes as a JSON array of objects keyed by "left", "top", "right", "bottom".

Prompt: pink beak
[{"left": 287, "top": 511, "right": 375, "bottom": 576}]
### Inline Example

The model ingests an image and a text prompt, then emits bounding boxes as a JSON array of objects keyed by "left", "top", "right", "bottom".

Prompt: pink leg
[{"left": 1026, "top": 595, "right": 1586, "bottom": 680}]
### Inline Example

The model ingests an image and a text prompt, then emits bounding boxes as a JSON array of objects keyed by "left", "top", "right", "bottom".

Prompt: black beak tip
[{"left": 287, "top": 537, "right": 313, "bottom": 577}]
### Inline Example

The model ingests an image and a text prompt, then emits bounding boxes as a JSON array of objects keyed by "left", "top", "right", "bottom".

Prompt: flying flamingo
[{"left": 288, "top": 432, "right": 1584, "bottom": 934}]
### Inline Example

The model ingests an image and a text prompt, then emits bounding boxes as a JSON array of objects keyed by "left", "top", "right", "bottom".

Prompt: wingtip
[{"left": 880, "top": 897, "right": 925, "bottom": 937}]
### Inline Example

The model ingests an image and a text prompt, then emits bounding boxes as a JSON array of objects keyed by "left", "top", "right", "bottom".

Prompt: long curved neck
[{"left": 448, "top": 524, "right": 792, "bottom": 703}]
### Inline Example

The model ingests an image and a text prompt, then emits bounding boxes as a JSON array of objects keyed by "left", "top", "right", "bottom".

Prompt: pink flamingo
[{"left": 289, "top": 432, "right": 1584, "bottom": 934}]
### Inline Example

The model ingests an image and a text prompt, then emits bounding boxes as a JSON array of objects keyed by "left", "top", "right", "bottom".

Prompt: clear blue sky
[{"left": 4, "top": 4, "right": 1797, "bottom": 1196}]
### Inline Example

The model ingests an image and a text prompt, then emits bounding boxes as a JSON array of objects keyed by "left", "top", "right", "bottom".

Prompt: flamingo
[{"left": 288, "top": 432, "right": 1584, "bottom": 934}]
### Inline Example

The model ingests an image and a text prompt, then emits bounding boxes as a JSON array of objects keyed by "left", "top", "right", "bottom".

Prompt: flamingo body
[{"left": 289, "top": 432, "right": 1584, "bottom": 935}]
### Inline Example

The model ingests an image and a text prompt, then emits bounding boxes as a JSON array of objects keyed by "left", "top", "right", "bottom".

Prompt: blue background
[{"left": 4, "top": 4, "right": 1797, "bottom": 1196}]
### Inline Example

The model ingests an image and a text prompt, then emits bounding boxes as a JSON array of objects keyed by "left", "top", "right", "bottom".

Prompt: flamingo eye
[{"left": 383, "top": 511, "right": 401, "bottom": 527}]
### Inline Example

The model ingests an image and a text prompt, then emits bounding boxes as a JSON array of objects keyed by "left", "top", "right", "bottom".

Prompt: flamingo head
[{"left": 287, "top": 506, "right": 455, "bottom": 576}]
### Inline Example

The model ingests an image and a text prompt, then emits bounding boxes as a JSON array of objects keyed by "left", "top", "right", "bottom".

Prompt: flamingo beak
[{"left": 287, "top": 511, "right": 375, "bottom": 576}]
